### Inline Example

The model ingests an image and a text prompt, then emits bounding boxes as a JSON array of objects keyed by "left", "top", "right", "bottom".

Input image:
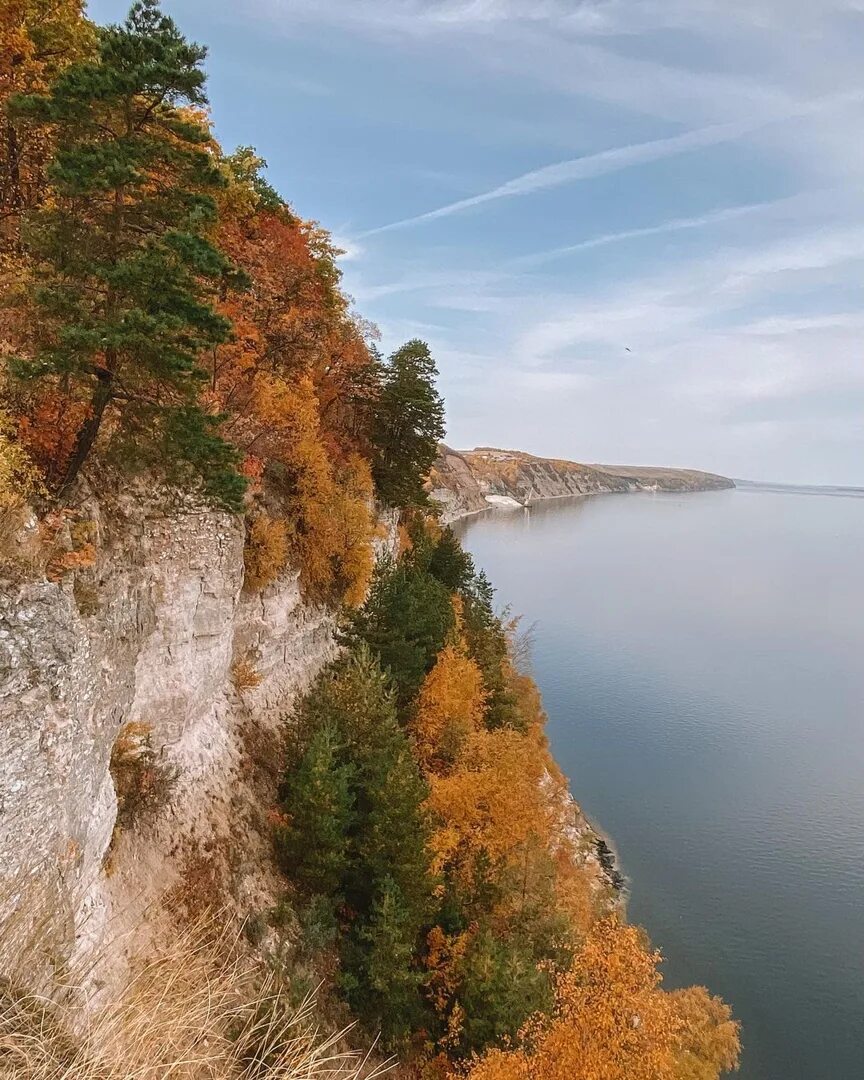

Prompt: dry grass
[
  {"left": 0, "top": 912, "right": 392, "bottom": 1080},
  {"left": 232, "top": 658, "right": 263, "bottom": 693}
]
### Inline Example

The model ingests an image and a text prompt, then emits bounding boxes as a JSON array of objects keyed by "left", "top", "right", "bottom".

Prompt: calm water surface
[{"left": 456, "top": 488, "right": 864, "bottom": 1080}]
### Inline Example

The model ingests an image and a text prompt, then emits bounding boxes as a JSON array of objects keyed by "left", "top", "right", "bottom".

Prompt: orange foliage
[
  {"left": 244, "top": 512, "right": 288, "bottom": 592},
  {"left": 458, "top": 919, "right": 740, "bottom": 1080},
  {"left": 426, "top": 727, "right": 552, "bottom": 884},
  {"left": 205, "top": 165, "right": 379, "bottom": 604},
  {"left": 412, "top": 642, "right": 487, "bottom": 773},
  {"left": 0, "top": 0, "right": 93, "bottom": 235},
  {"left": 668, "top": 986, "right": 741, "bottom": 1080}
]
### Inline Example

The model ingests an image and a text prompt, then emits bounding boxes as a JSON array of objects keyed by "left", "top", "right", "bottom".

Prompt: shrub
[
  {"left": 244, "top": 513, "right": 289, "bottom": 591},
  {"left": 232, "top": 655, "right": 263, "bottom": 692},
  {"left": 109, "top": 722, "right": 180, "bottom": 831}
]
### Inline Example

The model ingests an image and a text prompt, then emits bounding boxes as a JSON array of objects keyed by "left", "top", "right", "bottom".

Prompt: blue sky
[{"left": 89, "top": 1, "right": 864, "bottom": 484}]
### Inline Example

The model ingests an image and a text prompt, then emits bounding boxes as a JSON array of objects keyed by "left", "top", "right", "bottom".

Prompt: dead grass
[{"left": 0, "top": 912, "right": 392, "bottom": 1080}]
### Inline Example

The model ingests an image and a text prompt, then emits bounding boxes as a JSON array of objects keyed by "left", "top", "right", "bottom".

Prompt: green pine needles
[
  {"left": 9, "top": 0, "right": 247, "bottom": 508},
  {"left": 372, "top": 339, "right": 446, "bottom": 509}
]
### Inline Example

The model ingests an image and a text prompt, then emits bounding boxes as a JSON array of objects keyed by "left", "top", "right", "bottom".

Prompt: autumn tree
[
  {"left": 372, "top": 339, "right": 445, "bottom": 508},
  {"left": 459, "top": 918, "right": 740, "bottom": 1080},
  {"left": 669, "top": 986, "right": 741, "bottom": 1080},
  {"left": 0, "top": 0, "right": 94, "bottom": 242},
  {"left": 8, "top": 0, "right": 246, "bottom": 505},
  {"left": 411, "top": 640, "right": 487, "bottom": 773}
]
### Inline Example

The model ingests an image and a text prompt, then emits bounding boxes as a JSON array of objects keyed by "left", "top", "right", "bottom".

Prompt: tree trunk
[{"left": 57, "top": 371, "right": 113, "bottom": 498}]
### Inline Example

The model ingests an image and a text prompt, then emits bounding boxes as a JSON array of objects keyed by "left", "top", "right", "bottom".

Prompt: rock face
[
  {"left": 0, "top": 487, "right": 396, "bottom": 988},
  {"left": 430, "top": 446, "right": 734, "bottom": 523}
]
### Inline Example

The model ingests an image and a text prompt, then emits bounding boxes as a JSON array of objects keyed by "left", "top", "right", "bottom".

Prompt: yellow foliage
[
  {"left": 669, "top": 986, "right": 741, "bottom": 1080},
  {"left": 425, "top": 727, "right": 551, "bottom": 883},
  {"left": 244, "top": 513, "right": 289, "bottom": 592},
  {"left": 458, "top": 918, "right": 740, "bottom": 1080},
  {"left": 0, "top": 406, "right": 42, "bottom": 512},
  {"left": 250, "top": 374, "right": 375, "bottom": 605},
  {"left": 412, "top": 642, "right": 487, "bottom": 773}
]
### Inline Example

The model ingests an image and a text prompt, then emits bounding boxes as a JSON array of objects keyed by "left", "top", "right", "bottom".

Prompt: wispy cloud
[
  {"left": 359, "top": 120, "right": 760, "bottom": 236},
  {"left": 510, "top": 200, "right": 781, "bottom": 268}
]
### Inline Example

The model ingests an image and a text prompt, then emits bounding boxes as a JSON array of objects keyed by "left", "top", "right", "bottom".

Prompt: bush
[
  {"left": 109, "top": 723, "right": 180, "bottom": 831},
  {"left": 232, "top": 655, "right": 262, "bottom": 691}
]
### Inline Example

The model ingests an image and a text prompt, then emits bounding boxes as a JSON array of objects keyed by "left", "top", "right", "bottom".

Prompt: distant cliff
[{"left": 430, "top": 446, "right": 734, "bottom": 523}]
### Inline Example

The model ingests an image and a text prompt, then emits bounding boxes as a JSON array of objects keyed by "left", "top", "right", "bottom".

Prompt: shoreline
[{"left": 445, "top": 485, "right": 732, "bottom": 527}]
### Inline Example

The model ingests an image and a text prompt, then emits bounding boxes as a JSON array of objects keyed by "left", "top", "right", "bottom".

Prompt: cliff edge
[{"left": 430, "top": 446, "right": 734, "bottom": 523}]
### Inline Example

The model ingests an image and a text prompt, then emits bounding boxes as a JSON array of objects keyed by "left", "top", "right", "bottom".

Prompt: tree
[
  {"left": 428, "top": 525, "right": 476, "bottom": 591},
  {"left": 343, "top": 556, "right": 455, "bottom": 708},
  {"left": 342, "top": 875, "right": 430, "bottom": 1043},
  {"left": 458, "top": 919, "right": 740, "bottom": 1080},
  {"left": 279, "top": 647, "right": 435, "bottom": 1044},
  {"left": 669, "top": 987, "right": 741, "bottom": 1080},
  {"left": 372, "top": 339, "right": 445, "bottom": 508},
  {"left": 454, "top": 924, "right": 555, "bottom": 1055},
  {"left": 461, "top": 570, "right": 519, "bottom": 731},
  {"left": 275, "top": 721, "right": 354, "bottom": 896},
  {"left": 8, "top": 0, "right": 246, "bottom": 505},
  {"left": 0, "top": 0, "right": 94, "bottom": 240},
  {"left": 411, "top": 641, "right": 487, "bottom": 774}
]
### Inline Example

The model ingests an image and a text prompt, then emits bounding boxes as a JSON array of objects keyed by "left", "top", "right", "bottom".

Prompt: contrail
[
  {"left": 511, "top": 200, "right": 781, "bottom": 268},
  {"left": 359, "top": 119, "right": 757, "bottom": 237},
  {"left": 358, "top": 89, "right": 864, "bottom": 238}
]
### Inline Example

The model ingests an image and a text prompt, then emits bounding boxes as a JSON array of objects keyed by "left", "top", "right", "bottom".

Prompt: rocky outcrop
[
  {"left": 430, "top": 446, "right": 734, "bottom": 523},
  {"left": 0, "top": 486, "right": 397, "bottom": 992}
]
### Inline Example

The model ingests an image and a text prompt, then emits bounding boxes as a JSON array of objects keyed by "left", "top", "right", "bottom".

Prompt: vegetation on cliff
[{"left": 0, "top": 3, "right": 739, "bottom": 1078}]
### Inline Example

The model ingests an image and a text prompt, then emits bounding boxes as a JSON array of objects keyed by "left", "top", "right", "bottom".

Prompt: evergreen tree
[
  {"left": 275, "top": 721, "right": 354, "bottom": 896},
  {"left": 347, "top": 683, "right": 433, "bottom": 920},
  {"left": 455, "top": 925, "right": 555, "bottom": 1055},
  {"left": 342, "top": 876, "right": 430, "bottom": 1043},
  {"left": 343, "top": 556, "right": 455, "bottom": 708},
  {"left": 462, "top": 570, "right": 519, "bottom": 731},
  {"left": 428, "top": 524, "right": 476, "bottom": 591},
  {"left": 371, "top": 339, "right": 445, "bottom": 508},
  {"left": 9, "top": 0, "right": 246, "bottom": 506}
]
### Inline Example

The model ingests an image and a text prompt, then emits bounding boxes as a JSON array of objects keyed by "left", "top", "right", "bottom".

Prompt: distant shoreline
[{"left": 735, "top": 479, "right": 864, "bottom": 498}]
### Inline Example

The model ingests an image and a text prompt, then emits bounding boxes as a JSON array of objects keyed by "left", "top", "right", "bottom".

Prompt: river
[{"left": 455, "top": 486, "right": 864, "bottom": 1080}]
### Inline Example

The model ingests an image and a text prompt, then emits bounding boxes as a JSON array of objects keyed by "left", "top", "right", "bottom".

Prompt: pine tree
[
  {"left": 347, "top": 689, "right": 433, "bottom": 920},
  {"left": 428, "top": 524, "right": 475, "bottom": 591},
  {"left": 343, "top": 556, "right": 455, "bottom": 708},
  {"left": 342, "top": 875, "right": 430, "bottom": 1043},
  {"left": 8, "top": 0, "right": 246, "bottom": 506},
  {"left": 275, "top": 721, "right": 354, "bottom": 896},
  {"left": 461, "top": 570, "right": 519, "bottom": 731},
  {"left": 371, "top": 339, "right": 445, "bottom": 508}
]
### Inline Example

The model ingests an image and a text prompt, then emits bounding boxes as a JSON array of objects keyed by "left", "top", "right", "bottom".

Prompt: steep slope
[
  {"left": 0, "top": 482, "right": 397, "bottom": 993},
  {"left": 430, "top": 446, "right": 734, "bottom": 522}
]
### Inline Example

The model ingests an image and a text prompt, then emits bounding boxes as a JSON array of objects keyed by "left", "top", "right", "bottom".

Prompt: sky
[{"left": 88, "top": 1, "right": 864, "bottom": 484}]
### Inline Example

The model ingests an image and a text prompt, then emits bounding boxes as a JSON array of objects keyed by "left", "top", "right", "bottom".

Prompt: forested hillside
[{"left": 0, "top": 3, "right": 739, "bottom": 1078}]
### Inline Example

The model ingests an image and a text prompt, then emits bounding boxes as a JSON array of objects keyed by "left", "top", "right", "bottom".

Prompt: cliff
[
  {"left": 430, "top": 446, "right": 734, "bottom": 522},
  {"left": 0, "top": 484, "right": 397, "bottom": 992}
]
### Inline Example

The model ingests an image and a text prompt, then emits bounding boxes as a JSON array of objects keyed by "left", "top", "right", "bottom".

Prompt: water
[{"left": 455, "top": 487, "right": 864, "bottom": 1080}]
